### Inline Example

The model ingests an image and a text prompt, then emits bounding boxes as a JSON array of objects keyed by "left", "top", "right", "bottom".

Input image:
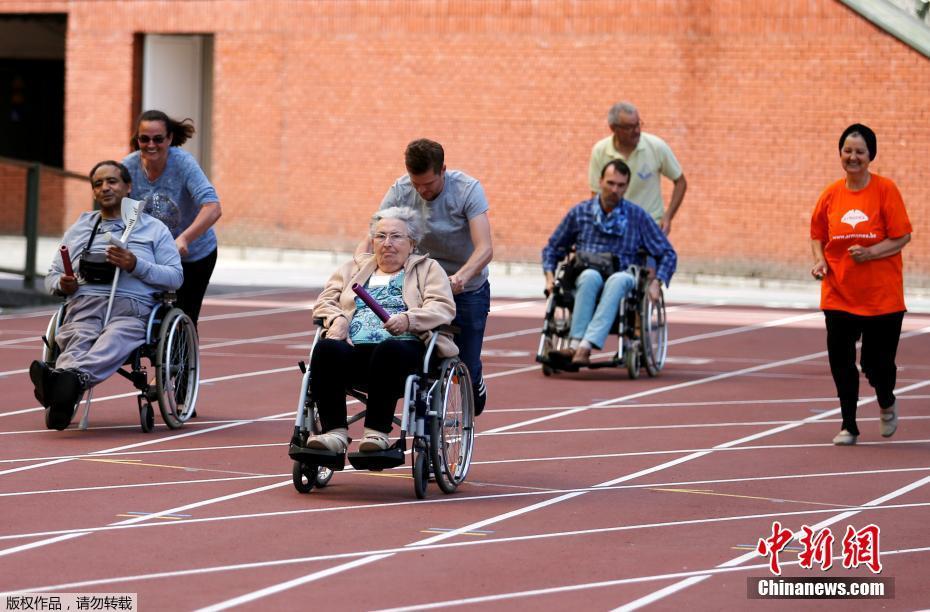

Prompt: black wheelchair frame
[
  {"left": 535, "top": 255, "right": 668, "bottom": 379},
  {"left": 41, "top": 293, "right": 200, "bottom": 432},
  {"left": 287, "top": 319, "right": 476, "bottom": 499}
]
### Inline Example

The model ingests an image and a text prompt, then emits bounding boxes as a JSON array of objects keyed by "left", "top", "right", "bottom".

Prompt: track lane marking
[
  {"left": 615, "top": 472, "right": 930, "bottom": 611},
  {"left": 0, "top": 310, "right": 920, "bottom": 596},
  {"left": 374, "top": 546, "right": 930, "bottom": 612},
  {"left": 14, "top": 502, "right": 930, "bottom": 594},
  {"left": 196, "top": 345, "right": 930, "bottom": 609},
  {"left": 5, "top": 465, "right": 930, "bottom": 543}
]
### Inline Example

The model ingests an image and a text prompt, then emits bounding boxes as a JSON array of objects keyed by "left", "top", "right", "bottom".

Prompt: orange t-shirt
[{"left": 810, "top": 174, "right": 912, "bottom": 316}]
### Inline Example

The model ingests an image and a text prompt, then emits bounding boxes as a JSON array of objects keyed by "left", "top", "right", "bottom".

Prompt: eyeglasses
[
  {"left": 613, "top": 121, "right": 642, "bottom": 132},
  {"left": 372, "top": 232, "right": 409, "bottom": 244},
  {"left": 137, "top": 134, "right": 167, "bottom": 144}
]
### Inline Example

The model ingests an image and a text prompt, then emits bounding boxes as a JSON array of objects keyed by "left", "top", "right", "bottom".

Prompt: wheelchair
[
  {"left": 536, "top": 255, "right": 668, "bottom": 379},
  {"left": 287, "top": 319, "right": 476, "bottom": 499},
  {"left": 41, "top": 293, "right": 200, "bottom": 432}
]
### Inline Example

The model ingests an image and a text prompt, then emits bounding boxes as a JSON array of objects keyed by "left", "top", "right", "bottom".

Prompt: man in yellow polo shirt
[{"left": 588, "top": 101, "right": 687, "bottom": 235}]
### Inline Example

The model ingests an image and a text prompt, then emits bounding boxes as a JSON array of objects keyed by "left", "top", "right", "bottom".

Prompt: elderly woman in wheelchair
[
  {"left": 537, "top": 159, "right": 677, "bottom": 378},
  {"left": 289, "top": 206, "right": 475, "bottom": 497},
  {"left": 29, "top": 161, "right": 192, "bottom": 431}
]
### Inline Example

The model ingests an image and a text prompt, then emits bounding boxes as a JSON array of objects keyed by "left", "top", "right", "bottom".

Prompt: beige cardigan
[{"left": 313, "top": 252, "right": 459, "bottom": 357}]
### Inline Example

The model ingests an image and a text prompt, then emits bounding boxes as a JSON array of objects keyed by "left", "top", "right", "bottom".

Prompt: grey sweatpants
[{"left": 55, "top": 294, "right": 151, "bottom": 386}]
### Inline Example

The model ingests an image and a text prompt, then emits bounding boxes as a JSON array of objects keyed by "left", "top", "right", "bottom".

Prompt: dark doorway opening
[{"left": 0, "top": 14, "right": 66, "bottom": 167}]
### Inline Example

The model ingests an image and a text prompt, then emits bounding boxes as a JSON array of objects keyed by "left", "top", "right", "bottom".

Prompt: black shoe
[
  {"left": 474, "top": 387, "right": 487, "bottom": 416},
  {"left": 29, "top": 360, "right": 51, "bottom": 407},
  {"left": 45, "top": 369, "right": 85, "bottom": 430}
]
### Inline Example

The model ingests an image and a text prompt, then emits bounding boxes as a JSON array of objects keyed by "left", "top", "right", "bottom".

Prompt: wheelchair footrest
[
  {"left": 347, "top": 447, "right": 405, "bottom": 471},
  {"left": 288, "top": 444, "right": 346, "bottom": 470},
  {"left": 539, "top": 351, "right": 580, "bottom": 372}
]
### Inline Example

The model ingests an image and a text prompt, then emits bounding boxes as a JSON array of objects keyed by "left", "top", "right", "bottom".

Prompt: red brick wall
[{"left": 4, "top": 0, "right": 928, "bottom": 284}]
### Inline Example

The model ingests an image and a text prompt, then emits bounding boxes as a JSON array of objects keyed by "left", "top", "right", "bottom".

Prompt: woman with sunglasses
[{"left": 122, "top": 109, "right": 222, "bottom": 328}]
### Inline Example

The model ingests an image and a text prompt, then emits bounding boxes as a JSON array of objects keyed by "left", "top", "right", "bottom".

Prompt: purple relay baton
[{"left": 352, "top": 283, "right": 390, "bottom": 323}]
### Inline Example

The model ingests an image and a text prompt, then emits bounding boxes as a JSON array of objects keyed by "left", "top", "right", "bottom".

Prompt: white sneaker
[
  {"left": 358, "top": 428, "right": 390, "bottom": 452},
  {"left": 880, "top": 403, "right": 898, "bottom": 438},
  {"left": 307, "top": 428, "right": 348, "bottom": 453},
  {"left": 832, "top": 429, "right": 857, "bottom": 446}
]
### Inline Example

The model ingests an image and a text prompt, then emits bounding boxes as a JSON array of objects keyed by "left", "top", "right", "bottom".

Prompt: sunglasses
[{"left": 137, "top": 134, "right": 168, "bottom": 144}]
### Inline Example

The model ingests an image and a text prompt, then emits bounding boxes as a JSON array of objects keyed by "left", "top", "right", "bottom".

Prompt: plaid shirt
[{"left": 541, "top": 196, "right": 677, "bottom": 285}]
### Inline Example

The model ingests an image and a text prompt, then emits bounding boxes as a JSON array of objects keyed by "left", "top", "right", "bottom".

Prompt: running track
[{"left": 1, "top": 287, "right": 928, "bottom": 610}]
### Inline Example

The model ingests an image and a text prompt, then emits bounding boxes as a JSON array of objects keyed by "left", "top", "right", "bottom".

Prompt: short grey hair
[
  {"left": 607, "top": 101, "right": 638, "bottom": 127},
  {"left": 370, "top": 206, "right": 425, "bottom": 244}
]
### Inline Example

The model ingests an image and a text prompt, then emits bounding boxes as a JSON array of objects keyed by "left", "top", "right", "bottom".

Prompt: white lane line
[
  {"left": 0, "top": 474, "right": 285, "bottom": 498},
  {"left": 489, "top": 300, "right": 543, "bottom": 313},
  {"left": 195, "top": 554, "right": 395, "bottom": 612},
  {"left": 6, "top": 433, "right": 930, "bottom": 472},
  {"left": 192, "top": 317, "right": 897, "bottom": 607},
  {"left": 376, "top": 546, "right": 930, "bottom": 612},
  {"left": 15, "top": 502, "right": 930, "bottom": 595},
  {"left": 199, "top": 330, "right": 312, "bottom": 350},
  {"left": 4, "top": 459, "right": 930, "bottom": 510},
  {"left": 483, "top": 328, "right": 538, "bottom": 341},
  {"left": 666, "top": 312, "right": 822, "bottom": 345},
  {"left": 198, "top": 306, "right": 311, "bottom": 321},
  {"left": 614, "top": 474, "right": 930, "bottom": 611}
]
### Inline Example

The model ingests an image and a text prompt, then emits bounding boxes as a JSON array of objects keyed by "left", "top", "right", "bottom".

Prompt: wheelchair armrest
[
  {"left": 312, "top": 317, "right": 324, "bottom": 327},
  {"left": 433, "top": 324, "right": 460, "bottom": 336},
  {"left": 153, "top": 291, "right": 177, "bottom": 303}
]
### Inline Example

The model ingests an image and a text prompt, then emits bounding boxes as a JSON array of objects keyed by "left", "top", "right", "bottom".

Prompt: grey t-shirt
[{"left": 379, "top": 170, "right": 489, "bottom": 293}]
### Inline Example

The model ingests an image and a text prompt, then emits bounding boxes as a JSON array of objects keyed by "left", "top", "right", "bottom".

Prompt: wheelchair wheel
[
  {"left": 641, "top": 288, "right": 668, "bottom": 377},
  {"left": 155, "top": 309, "right": 199, "bottom": 429},
  {"left": 315, "top": 466, "right": 334, "bottom": 487},
  {"left": 41, "top": 305, "right": 65, "bottom": 364},
  {"left": 292, "top": 461, "right": 315, "bottom": 493},
  {"left": 430, "top": 359, "right": 475, "bottom": 494},
  {"left": 624, "top": 340, "right": 641, "bottom": 379},
  {"left": 139, "top": 401, "right": 155, "bottom": 433},
  {"left": 413, "top": 449, "right": 429, "bottom": 499}
]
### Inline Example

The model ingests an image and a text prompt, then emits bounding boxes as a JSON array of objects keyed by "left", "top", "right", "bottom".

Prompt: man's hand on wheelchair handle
[{"left": 544, "top": 271, "right": 555, "bottom": 297}]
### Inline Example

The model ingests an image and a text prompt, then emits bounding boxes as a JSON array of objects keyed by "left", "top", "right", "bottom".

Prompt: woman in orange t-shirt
[{"left": 810, "top": 123, "right": 912, "bottom": 446}]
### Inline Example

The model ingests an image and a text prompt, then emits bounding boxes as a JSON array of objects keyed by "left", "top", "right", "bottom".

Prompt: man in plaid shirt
[{"left": 542, "top": 159, "right": 677, "bottom": 365}]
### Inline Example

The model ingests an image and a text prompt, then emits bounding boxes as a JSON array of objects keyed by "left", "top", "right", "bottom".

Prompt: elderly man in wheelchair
[
  {"left": 29, "top": 160, "right": 193, "bottom": 432},
  {"left": 538, "top": 159, "right": 677, "bottom": 377},
  {"left": 288, "top": 206, "right": 475, "bottom": 498}
]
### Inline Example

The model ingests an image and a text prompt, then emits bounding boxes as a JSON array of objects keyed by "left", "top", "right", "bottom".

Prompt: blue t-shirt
[
  {"left": 349, "top": 272, "right": 418, "bottom": 344},
  {"left": 123, "top": 147, "right": 219, "bottom": 262}
]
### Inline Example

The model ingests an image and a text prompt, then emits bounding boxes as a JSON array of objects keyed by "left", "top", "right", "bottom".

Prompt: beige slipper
[
  {"left": 307, "top": 427, "right": 348, "bottom": 453},
  {"left": 358, "top": 428, "right": 390, "bottom": 452}
]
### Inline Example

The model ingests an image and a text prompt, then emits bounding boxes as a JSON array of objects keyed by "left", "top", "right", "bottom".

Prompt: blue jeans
[
  {"left": 453, "top": 280, "right": 490, "bottom": 398},
  {"left": 569, "top": 269, "right": 636, "bottom": 350}
]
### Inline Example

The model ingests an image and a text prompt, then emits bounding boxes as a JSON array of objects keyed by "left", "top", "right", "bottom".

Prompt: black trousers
[
  {"left": 177, "top": 248, "right": 218, "bottom": 327},
  {"left": 824, "top": 309, "right": 904, "bottom": 436},
  {"left": 310, "top": 338, "right": 424, "bottom": 434}
]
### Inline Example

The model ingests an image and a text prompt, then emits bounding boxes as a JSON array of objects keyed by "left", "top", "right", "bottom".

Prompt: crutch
[{"left": 79, "top": 198, "right": 141, "bottom": 430}]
